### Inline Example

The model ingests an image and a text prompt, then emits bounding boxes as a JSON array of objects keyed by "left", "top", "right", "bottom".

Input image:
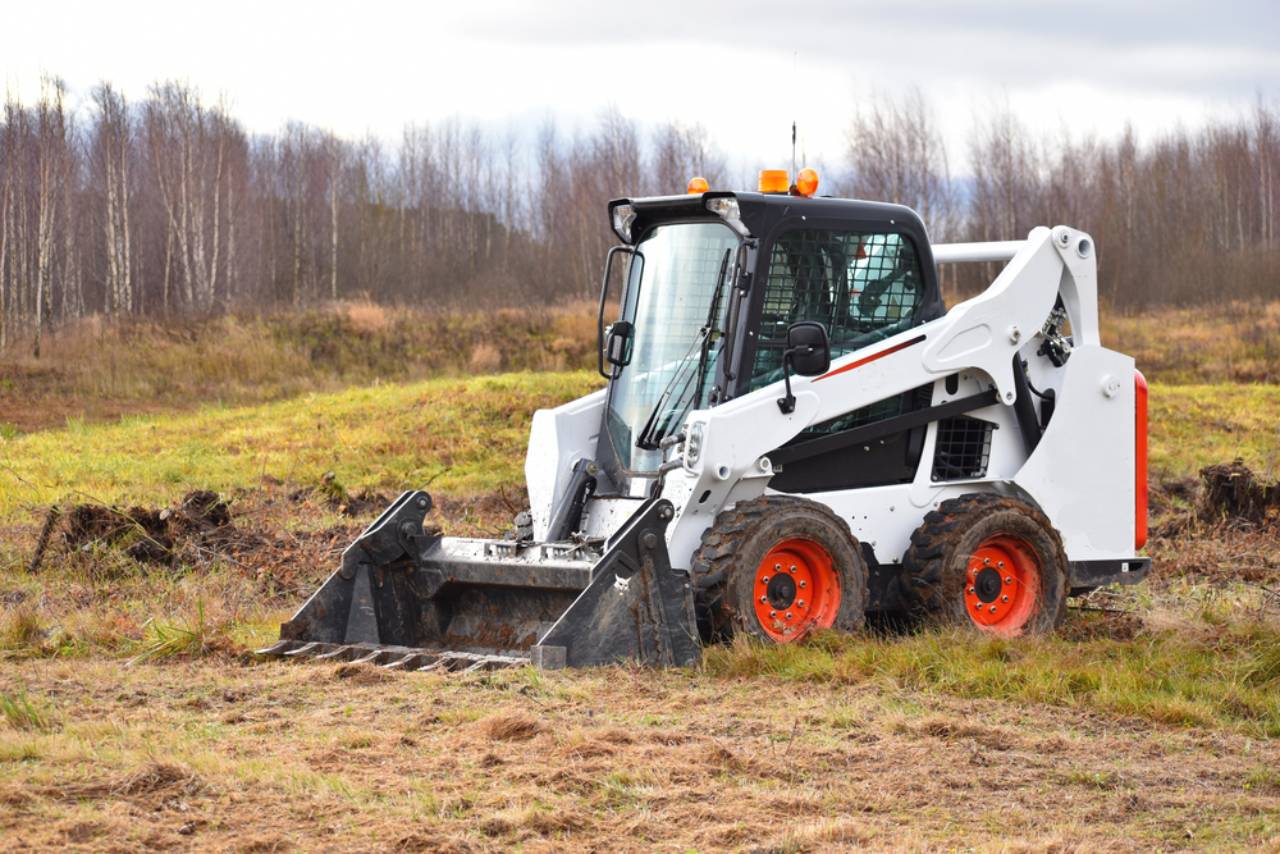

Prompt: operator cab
[{"left": 596, "top": 170, "right": 944, "bottom": 495}]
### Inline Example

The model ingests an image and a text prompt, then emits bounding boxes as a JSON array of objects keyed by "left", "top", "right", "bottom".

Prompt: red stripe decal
[{"left": 815, "top": 334, "right": 926, "bottom": 381}]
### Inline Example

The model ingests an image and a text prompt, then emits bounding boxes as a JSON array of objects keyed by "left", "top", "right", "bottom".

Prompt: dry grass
[
  {"left": 0, "top": 655, "right": 1276, "bottom": 851},
  {"left": 0, "top": 300, "right": 600, "bottom": 432},
  {"left": 2, "top": 299, "right": 1276, "bottom": 434},
  {"left": 1103, "top": 300, "right": 1280, "bottom": 384}
]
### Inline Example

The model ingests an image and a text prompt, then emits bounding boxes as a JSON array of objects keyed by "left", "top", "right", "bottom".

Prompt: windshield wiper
[{"left": 635, "top": 247, "right": 734, "bottom": 451}]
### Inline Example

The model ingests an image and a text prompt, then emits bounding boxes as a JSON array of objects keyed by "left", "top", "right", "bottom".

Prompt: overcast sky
[{"left": 4, "top": 0, "right": 1277, "bottom": 179}]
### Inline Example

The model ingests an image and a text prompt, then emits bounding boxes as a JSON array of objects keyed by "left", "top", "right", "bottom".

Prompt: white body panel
[
  {"left": 523, "top": 224, "right": 1141, "bottom": 573},
  {"left": 524, "top": 388, "right": 606, "bottom": 542}
]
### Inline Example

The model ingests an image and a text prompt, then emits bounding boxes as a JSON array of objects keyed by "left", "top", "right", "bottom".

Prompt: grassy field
[
  {"left": 0, "top": 372, "right": 1275, "bottom": 526},
  {"left": 1, "top": 298, "right": 1276, "bottom": 434},
  {"left": 1, "top": 331, "right": 1279, "bottom": 849}
]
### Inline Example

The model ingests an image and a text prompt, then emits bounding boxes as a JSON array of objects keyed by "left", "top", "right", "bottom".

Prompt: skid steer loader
[{"left": 259, "top": 168, "right": 1150, "bottom": 672}]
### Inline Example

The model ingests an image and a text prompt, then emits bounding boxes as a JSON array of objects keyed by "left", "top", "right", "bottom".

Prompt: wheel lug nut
[
  {"left": 785, "top": 612, "right": 793, "bottom": 620},
  {"left": 797, "top": 600, "right": 805, "bottom": 607},
  {"left": 1001, "top": 595, "right": 1009, "bottom": 602},
  {"left": 770, "top": 610, "right": 776, "bottom": 618},
  {"left": 989, "top": 605, "right": 997, "bottom": 613},
  {"left": 774, "top": 563, "right": 781, "bottom": 571},
  {"left": 790, "top": 565, "right": 797, "bottom": 573},
  {"left": 975, "top": 602, "right": 983, "bottom": 610},
  {"left": 761, "top": 575, "right": 770, "bottom": 584},
  {"left": 1005, "top": 576, "right": 1013, "bottom": 584},
  {"left": 760, "top": 595, "right": 768, "bottom": 604},
  {"left": 983, "top": 558, "right": 991, "bottom": 565},
  {"left": 799, "top": 580, "right": 806, "bottom": 588},
  {"left": 998, "top": 561, "right": 1005, "bottom": 568},
  {"left": 967, "top": 586, "right": 975, "bottom": 594}
]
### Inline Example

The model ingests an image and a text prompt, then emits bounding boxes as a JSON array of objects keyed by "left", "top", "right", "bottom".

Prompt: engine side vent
[{"left": 932, "top": 416, "right": 994, "bottom": 481}]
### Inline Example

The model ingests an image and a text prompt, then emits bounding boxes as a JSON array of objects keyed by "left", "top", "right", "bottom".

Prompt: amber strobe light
[
  {"left": 795, "top": 167, "right": 819, "bottom": 197},
  {"left": 758, "top": 169, "right": 789, "bottom": 193},
  {"left": 686, "top": 176, "right": 709, "bottom": 194}
]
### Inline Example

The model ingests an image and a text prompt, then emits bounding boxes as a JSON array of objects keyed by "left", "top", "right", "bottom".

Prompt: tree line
[{"left": 1, "top": 78, "right": 1276, "bottom": 353}]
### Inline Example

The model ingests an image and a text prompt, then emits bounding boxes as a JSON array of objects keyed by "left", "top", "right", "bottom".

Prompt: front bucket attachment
[{"left": 260, "top": 490, "right": 700, "bottom": 669}]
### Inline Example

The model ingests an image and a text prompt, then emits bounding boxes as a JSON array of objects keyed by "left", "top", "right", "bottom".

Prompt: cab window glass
[{"left": 748, "top": 230, "right": 924, "bottom": 391}]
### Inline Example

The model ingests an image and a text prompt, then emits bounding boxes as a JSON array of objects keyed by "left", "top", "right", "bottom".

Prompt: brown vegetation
[
  {"left": 1, "top": 81, "right": 1277, "bottom": 356},
  {"left": 1, "top": 299, "right": 1276, "bottom": 435}
]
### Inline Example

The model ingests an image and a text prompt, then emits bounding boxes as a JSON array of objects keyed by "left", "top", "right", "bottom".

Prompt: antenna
[
  {"left": 790, "top": 50, "right": 798, "bottom": 177},
  {"left": 791, "top": 120, "right": 797, "bottom": 177}
]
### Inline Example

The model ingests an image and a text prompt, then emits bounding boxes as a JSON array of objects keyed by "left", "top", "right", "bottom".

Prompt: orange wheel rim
[
  {"left": 964, "top": 535, "right": 1041, "bottom": 637},
  {"left": 751, "top": 538, "right": 840, "bottom": 642}
]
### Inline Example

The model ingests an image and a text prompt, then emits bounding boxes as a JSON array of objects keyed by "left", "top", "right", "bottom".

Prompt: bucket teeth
[
  {"left": 254, "top": 640, "right": 297, "bottom": 656},
  {"left": 382, "top": 653, "right": 433, "bottom": 670},
  {"left": 257, "top": 640, "right": 527, "bottom": 673},
  {"left": 283, "top": 642, "right": 334, "bottom": 658},
  {"left": 314, "top": 645, "right": 364, "bottom": 662},
  {"left": 350, "top": 649, "right": 392, "bottom": 666}
]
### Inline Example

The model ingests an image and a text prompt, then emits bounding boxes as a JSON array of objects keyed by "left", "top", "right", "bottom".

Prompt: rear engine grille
[{"left": 932, "top": 416, "right": 994, "bottom": 481}]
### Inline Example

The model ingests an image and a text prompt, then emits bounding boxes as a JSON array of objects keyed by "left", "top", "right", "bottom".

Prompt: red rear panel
[{"left": 1135, "top": 370, "right": 1149, "bottom": 550}]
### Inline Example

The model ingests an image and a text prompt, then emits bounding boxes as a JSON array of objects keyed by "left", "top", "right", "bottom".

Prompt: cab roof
[{"left": 609, "top": 191, "right": 931, "bottom": 246}]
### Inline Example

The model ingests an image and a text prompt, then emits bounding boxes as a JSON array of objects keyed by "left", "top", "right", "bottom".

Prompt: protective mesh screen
[
  {"left": 932, "top": 416, "right": 994, "bottom": 480},
  {"left": 747, "top": 230, "right": 925, "bottom": 391}
]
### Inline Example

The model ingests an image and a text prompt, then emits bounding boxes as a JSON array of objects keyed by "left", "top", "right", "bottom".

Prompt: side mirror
[
  {"left": 605, "top": 320, "right": 634, "bottom": 372},
  {"left": 777, "top": 321, "right": 830, "bottom": 414},
  {"left": 786, "top": 321, "right": 831, "bottom": 376},
  {"left": 597, "top": 245, "right": 641, "bottom": 379}
]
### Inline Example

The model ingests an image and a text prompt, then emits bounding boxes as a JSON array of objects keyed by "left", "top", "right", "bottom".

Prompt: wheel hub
[
  {"left": 974, "top": 567, "right": 1002, "bottom": 603},
  {"left": 963, "top": 535, "right": 1042, "bottom": 637},
  {"left": 766, "top": 574, "right": 797, "bottom": 608},
  {"left": 751, "top": 538, "right": 841, "bottom": 643}
]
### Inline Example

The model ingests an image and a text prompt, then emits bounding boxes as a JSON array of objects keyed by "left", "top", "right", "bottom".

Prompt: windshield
[{"left": 605, "top": 222, "right": 740, "bottom": 473}]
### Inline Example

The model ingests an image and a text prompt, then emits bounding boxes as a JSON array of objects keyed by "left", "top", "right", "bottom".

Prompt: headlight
[
  {"left": 684, "top": 421, "right": 705, "bottom": 468},
  {"left": 611, "top": 203, "right": 637, "bottom": 242},
  {"left": 705, "top": 196, "right": 749, "bottom": 237}
]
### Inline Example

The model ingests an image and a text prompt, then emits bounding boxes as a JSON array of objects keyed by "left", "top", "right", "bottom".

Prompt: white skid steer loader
[{"left": 260, "top": 169, "right": 1150, "bottom": 672}]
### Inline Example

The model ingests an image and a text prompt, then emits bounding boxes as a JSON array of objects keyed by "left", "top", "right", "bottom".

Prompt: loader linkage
[{"left": 257, "top": 490, "right": 702, "bottom": 671}]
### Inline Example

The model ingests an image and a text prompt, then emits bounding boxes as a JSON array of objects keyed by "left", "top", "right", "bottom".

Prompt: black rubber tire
[
  {"left": 900, "top": 492, "right": 1068, "bottom": 636},
  {"left": 690, "top": 495, "right": 868, "bottom": 643}
]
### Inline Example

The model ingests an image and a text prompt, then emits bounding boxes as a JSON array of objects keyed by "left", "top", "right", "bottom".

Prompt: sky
[{"left": 3, "top": 0, "right": 1278, "bottom": 179}]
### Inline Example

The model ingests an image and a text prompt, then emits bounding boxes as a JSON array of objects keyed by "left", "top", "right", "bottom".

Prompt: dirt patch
[
  {"left": 1199, "top": 459, "right": 1280, "bottom": 527},
  {"left": 52, "top": 490, "right": 242, "bottom": 567},
  {"left": 289, "top": 471, "right": 391, "bottom": 518},
  {"left": 1060, "top": 608, "right": 1145, "bottom": 642}
]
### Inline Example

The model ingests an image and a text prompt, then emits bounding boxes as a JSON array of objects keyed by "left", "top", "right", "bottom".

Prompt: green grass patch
[
  {"left": 0, "top": 375, "right": 1272, "bottom": 528},
  {"left": 0, "top": 690, "right": 57, "bottom": 732},
  {"left": 0, "top": 371, "right": 602, "bottom": 523},
  {"left": 703, "top": 622, "right": 1280, "bottom": 737},
  {"left": 1148, "top": 384, "right": 1280, "bottom": 477}
]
